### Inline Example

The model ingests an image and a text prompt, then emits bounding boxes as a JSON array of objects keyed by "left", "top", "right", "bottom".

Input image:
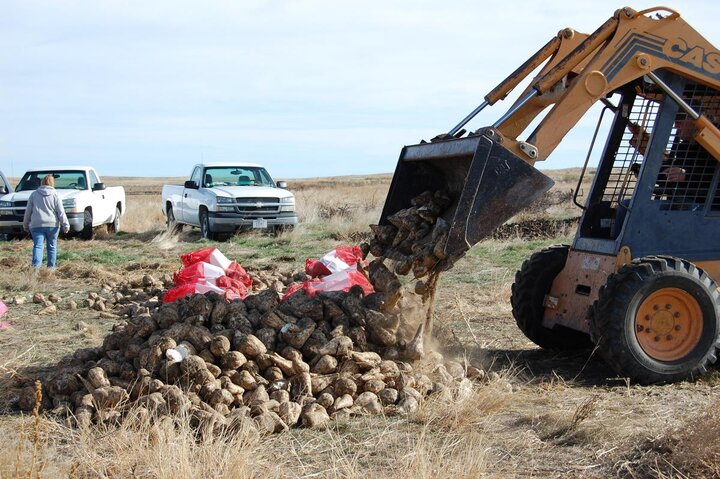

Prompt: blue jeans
[{"left": 30, "top": 227, "right": 60, "bottom": 268}]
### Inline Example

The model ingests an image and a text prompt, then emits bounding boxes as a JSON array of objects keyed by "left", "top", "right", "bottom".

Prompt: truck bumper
[
  {"left": 67, "top": 212, "right": 85, "bottom": 232},
  {"left": 0, "top": 219, "right": 24, "bottom": 235},
  {"left": 208, "top": 212, "right": 299, "bottom": 232},
  {"left": 0, "top": 212, "right": 85, "bottom": 234}
]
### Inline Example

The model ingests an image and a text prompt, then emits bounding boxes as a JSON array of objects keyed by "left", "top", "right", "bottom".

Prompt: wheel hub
[
  {"left": 651, "top": 311, "right": 674, "bottom": 335},
  {"left": 635, "top": 288, "right": 703, "bottom": 361}
]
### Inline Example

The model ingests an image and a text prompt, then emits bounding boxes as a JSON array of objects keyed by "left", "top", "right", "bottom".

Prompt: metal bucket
[{"left": 379, "top": 132, "right": 555, "bottom": 265}]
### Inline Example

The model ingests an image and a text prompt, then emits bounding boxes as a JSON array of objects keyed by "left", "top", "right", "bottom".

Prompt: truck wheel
[
  {"left": 166, "top": 206, "right": 183, "bottom": 233},
  {"left": 511, "top": 245, "right": 592, "bottom": 349},
  {"left": 80, "top": 209, "right": 94, "bottom": 240},
  {"left": 108, "top": 207, "right": 121, "bottom": 234},
  {"left": 591, "top": 257, "right": 720, "bottom": 384},
  {"left": 200, "top": 210, "right": 216, "bottom": 240}
]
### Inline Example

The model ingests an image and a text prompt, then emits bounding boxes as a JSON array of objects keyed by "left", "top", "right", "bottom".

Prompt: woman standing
[{"left": 23, "top": 175, "right": 70, "bottom": 269}]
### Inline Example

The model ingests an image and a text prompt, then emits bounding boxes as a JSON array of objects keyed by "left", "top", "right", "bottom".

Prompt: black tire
[
  {"left": 591, "top": 256, "right": 720, "bottom": 384},
  {"left": 108, "top": 206, "right": 121, "bottom": 234},
  {"left": 80, "top": 209, "right": 94, "bottom": 240},
  {"left": 511, "top": 245, "right": 593, "bottom": 350},
  {"left": 199, "top": 210, "right": 216, "bottom": 241},
  {"left": 166, "top": 206, "right": 183, "bottom": 233}
]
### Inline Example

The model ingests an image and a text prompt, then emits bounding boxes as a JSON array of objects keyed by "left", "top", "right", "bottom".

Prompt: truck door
[
  {"left": 89, "top": 170, "right": 111, "bottom": 224},
  {"left": 183, "top": 167, "right": 203, "bottom": 226}
]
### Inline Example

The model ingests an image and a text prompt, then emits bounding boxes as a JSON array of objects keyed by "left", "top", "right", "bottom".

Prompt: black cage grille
[
  {"left": 601, "top": 80, "right": 720, "bottom": 213},
  {"left": 601, "top": 89, "right": 660, "bottom": 207},
  {"left": 654, "top": 82, "right": 719, "bottom": 211}
]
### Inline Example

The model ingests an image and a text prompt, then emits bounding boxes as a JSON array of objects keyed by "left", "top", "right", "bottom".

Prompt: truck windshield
[
  {"left": 17, "top": 171, "right": 87, "bottom": 191},
  {"left": 203, "top": 167, "right": 274, "bottom": 188}
]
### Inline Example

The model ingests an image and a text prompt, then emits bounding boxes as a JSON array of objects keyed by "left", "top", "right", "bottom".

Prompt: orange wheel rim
[{"left": 635, "top": 288, "right": 703, "bottom": 361}]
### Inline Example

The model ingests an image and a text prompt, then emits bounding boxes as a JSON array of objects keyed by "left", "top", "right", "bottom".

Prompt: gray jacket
[{"left": 23, "top": 186, "right": 70, "bottom": 232}]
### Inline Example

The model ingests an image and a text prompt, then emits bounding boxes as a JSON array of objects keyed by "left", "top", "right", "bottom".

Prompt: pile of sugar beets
[{"left": 16, "top": 190, "right": 486, "bottom": 434}]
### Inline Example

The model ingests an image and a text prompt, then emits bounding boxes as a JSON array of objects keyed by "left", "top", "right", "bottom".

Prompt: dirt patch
[
  {"left": 56, "top": 263, "right": 120, "bottom": 282},
  {"left": 0, "top": 257, "right": 24, "bottom": 269}
]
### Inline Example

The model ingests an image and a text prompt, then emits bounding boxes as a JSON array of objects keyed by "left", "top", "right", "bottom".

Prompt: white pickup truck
[
  {"left": 161, "top": 162, "right": 298, "bottom": 239},
  {"left": 0, "top": 166, "right": 125, "bottom": 239}
]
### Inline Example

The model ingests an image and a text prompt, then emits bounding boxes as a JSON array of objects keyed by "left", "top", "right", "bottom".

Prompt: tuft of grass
[
  {"left": 615, "top": 398, "right": 720, "bottom": 478},
  {"left": 1, "top": 381, "right": 52, "bottom": 479},
  {"left": 539, "top": 394, "right": 601, "bottom": 443},
  {"left": 411, "top": 374, "right": 513, "bottom": 433}
]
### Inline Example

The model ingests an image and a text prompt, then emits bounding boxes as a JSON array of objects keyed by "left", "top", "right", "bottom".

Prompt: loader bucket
[{"left": 379, "top": 133, "right": 555, "bottom": 266}]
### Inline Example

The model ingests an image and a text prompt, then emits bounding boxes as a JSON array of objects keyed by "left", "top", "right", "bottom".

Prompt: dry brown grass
[
  {"left": 121, "top": 196, "right": 166, "bottom": 234},
  {"left": 0, "top": 379, "right": 497, "bottom": 478},
  {"left": 108, "top": 169, "right": 582, "bottom": 238},
  {"left": 411, "top": 372, "right": 512, "bottom": 432},
  {"left": 614, "top": 398, "right": 720, "bottom": 479}
]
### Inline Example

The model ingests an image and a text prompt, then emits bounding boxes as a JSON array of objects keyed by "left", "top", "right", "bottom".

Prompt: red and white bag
[
  {"left": 305, "top": 245, "right": 365, "bottom": 277},
  {"left": 164, "top": 248, "right": 252, "bottom": 303},
  {"left": 180, "top": 247, "right": 232, "bottom": 270},
  {"left": 173, "top": 261, "right": 226, "bottom": 286},
  {"left": 282, "top": 265, "right": 374, "bottom": 301}
]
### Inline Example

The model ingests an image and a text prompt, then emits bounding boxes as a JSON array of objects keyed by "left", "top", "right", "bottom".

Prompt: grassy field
[{"left": 1, "top": 170, "right": 718, "bottom": 478}]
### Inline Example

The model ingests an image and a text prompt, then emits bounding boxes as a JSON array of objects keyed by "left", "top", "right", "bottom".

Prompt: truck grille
[
  {"left": 235, "top": 197, "right": 279, "bottom": 204},
  {"left": 4, "top": 202, "right": 27, "bottom": 220},
  {"left": 234, "top": 197, "right": 281, "bottom": 216}
]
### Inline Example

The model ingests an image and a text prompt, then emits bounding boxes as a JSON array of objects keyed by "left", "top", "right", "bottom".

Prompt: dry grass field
[{"left": 1, "top": 170, "right": 719, "bottom": 478}]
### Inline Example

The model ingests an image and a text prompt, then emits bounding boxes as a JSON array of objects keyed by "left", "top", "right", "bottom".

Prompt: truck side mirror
[
  {"left": 92, "top": 182, "right": 106, "bottom": 191},
  {"left": 277, "top": 181, "right": 288, "bottom": 189},
  {"left": 184, "top": 180, "right": 199, "bottom": 189}
]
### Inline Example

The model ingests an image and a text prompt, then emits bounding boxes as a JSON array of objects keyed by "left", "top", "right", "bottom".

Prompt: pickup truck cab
[
  {"left": 162, "top": 163, "right": 298, "bottom": 239},
  {"left": 0, "top": 166, "right": 125, "bottom": 239}
]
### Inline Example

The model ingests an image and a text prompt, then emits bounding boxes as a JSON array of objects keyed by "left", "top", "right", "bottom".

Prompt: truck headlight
[
  {"left": 216, "top": 196, "right": 233, "bottom": 204},
  {"left": 62, "top": 198, "right": 77, "bottom": 212},
  {"left": 279, "top": 196, "right": 295, "bottom": 212},
  {"left": 0, "top": 201, "right": 11, "bottom": 208},
  {"left": 217, "top": 205, "right": 235, "bottom": 212}
]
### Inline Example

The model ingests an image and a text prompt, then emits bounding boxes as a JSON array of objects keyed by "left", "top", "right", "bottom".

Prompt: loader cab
[
  {"left": 520, "top": 70, "right": 720, "bottom": 384},
  {"left": 575, "top": 71, "right": 720, "bottom": 271}
]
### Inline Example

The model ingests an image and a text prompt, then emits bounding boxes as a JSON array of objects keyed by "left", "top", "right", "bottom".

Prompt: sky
[{"left": 2, "top": 1, "right": 720, "bottom": 179}]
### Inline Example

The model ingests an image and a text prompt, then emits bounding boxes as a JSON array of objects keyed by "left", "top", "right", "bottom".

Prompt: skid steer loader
[{"left": 379, "top": 6, "right": 720, "bottom": 384}]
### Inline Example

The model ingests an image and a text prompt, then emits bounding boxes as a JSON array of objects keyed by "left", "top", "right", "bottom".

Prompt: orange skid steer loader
[{"left": 380, "top": 6, "right": 720, "bottom": 384}]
